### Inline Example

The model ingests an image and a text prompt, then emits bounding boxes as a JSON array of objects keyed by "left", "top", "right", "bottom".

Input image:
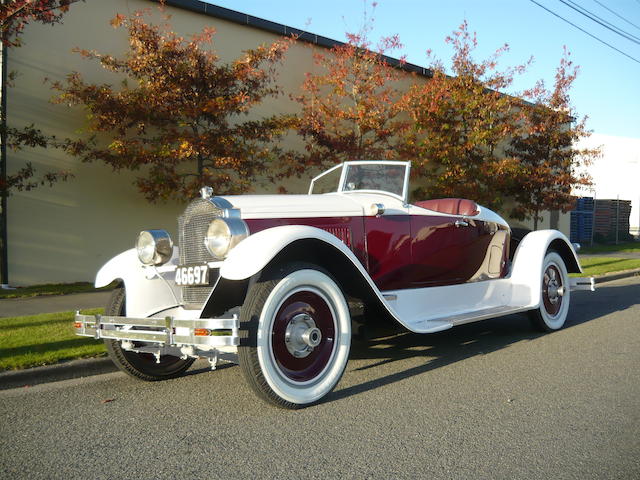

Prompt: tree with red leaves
[
  {"left": 292, "top": 8, "right": 411, "bottom": 177},
  {"left": 1, "top": 0, "right": 79, "bottom": 193},
  {"left": 402, "top": 21, "right": 530, "bottom": 209},
  {"left": 0, "top": 0, "right": 74, "bottom": 47},
  {"left": 51, "top": 10, "right": 294, "bottom": 202},
  {"left": 507, "top": 50, "right": 597, "bottom": 230}
]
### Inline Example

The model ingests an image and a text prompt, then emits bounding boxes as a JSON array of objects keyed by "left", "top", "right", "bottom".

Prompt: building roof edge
[{"left": 161, "top": 0, "right": 433, "bottom": 77}]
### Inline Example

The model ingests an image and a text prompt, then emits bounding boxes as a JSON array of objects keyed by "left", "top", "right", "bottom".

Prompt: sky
[{"left": 207, "top": 0, "right": 640, "bottom": 140}]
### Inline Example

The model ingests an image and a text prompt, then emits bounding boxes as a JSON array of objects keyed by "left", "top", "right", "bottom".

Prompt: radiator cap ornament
[{"left": 200, "top": 186, "right": 213, "bottom": 199}]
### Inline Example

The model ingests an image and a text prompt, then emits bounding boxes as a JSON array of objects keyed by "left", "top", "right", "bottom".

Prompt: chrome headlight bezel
[
  {"left": 204, "top": 217, "right": 249, "bottom": 260},
  {"left": 136, "top": 229, "right": 173, "bottom": 266}
]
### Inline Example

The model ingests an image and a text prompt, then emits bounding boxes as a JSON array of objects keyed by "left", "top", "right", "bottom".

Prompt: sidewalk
[{"left": 0, "top": 291, "right": 112, "bottom": 318}]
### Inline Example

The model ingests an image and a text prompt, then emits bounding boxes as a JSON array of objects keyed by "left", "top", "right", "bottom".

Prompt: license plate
[{"left": 175, "top": 264, "right": 210, "bottom": 286}]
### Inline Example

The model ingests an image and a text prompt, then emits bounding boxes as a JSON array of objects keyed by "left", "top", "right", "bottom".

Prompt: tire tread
[{"left": 104, "top": 287, "right": 194, "bottom": 381}]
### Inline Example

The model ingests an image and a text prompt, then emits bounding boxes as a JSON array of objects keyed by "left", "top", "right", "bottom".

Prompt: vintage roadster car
[{"left": 75, "top": 161, "right": 594, "bottom": 408}]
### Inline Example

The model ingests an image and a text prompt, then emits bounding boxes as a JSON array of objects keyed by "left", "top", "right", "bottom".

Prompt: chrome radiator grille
[{"left": 178, "top": 199, "right": 223, "bottom": 308}]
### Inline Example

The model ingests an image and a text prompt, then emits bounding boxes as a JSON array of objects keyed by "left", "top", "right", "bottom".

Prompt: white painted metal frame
[{"left": 308, "top": 161, "right": 412, "bottom": 204}]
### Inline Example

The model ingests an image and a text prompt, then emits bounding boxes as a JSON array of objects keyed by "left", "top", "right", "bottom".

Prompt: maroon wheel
[
  {"left": 529, "top": 251, "right": 571, "bottom": 332},
  {"left": 238, "top": 265, "right": 352, "bottom": 408},
  {"left": 271, "top": 290, "right": 337, "bottom": 382},
  {"left": 542, "top": 264, "right": 563, "bottom": 316}
]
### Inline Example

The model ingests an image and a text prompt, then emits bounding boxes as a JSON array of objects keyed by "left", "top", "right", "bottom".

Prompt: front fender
[
  {"left": 95, "top": 248, "right": 181, "bottom": 317},
  {"left": 509, "top": 229, "right": 582, "bottom": 307},
  {"left": 220, "top": 225, "right": 365, "bottom": 281}
]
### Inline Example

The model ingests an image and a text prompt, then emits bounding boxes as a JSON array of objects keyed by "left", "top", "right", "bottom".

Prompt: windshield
[
  {"left": 308, "top": 161, "right": 410, "bottom": 202},
  {"left": 343, "top": 163, "right": 407, "bottom": 198}
]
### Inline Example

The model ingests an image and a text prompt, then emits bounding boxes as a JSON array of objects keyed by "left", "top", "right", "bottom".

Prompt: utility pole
[{"left": 0, "top": 33, "right": 8, "bottom": 288}]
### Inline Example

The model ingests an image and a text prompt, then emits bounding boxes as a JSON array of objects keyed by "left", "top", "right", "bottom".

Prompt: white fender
[
  {"left": 221, "top": 225, "right": 367, "bottom": 281},
  {"left": 220, "top": 224, "right": 419, "bottom": 327},
  {"left": 509, "top": 229, "right": 581, "bottom": 307},
  {"left": 95, "top": 247, "right": 182, "bottom": 318}
]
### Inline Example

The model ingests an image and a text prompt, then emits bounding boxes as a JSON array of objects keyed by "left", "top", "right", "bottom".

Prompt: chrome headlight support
[
  {"left": 136, "top": 230, "right": 173, "bottom": 266},
  {"left": 204, "top": 217, "right": 249, "bottom": 260}
]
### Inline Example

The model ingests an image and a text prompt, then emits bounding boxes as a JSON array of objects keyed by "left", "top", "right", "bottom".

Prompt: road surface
[{"left": 1, "top": 277, "right": 639, "bottom": 479}]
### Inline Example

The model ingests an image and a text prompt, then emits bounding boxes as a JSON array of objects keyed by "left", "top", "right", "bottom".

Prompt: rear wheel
[
  {"left": 104, "top": 287, "right": 195, "bottom": 381},
  {"left": 528, "top": 251, "right": 571, "bottom": 332},
  {"left": 238, "top": 264, "right": 351, "bottom": 409}
]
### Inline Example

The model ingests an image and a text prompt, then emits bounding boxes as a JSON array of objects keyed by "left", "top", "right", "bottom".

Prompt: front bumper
[{"left": 74, "top": 313, "right": 239, "bottom": 348}]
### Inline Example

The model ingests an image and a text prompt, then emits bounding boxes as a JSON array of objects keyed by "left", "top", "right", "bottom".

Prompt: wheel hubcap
[{"left": 284, "top": 313, "right": 323, "bottom": 358}]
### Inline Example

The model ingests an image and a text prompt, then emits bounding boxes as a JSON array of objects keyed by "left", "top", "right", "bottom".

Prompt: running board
[{"left": 407, "top": 305, "right": 532, "bottom": 333}]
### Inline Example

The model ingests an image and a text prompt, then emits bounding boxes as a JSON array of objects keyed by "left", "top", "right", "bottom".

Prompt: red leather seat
[{"left": 414, "top": 198, "right": 479, "bottom": 216}]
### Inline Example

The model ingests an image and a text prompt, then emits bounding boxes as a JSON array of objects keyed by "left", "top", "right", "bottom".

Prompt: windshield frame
[{"left": 308, "top": 160, "right": 411, "bottom": 203}]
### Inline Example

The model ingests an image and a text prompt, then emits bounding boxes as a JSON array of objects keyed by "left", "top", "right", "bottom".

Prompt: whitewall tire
[
  {"left": 238, "top": 264, "right": 351, "bottom": 408},
  {"left": 529, "top": 251, "right": 571, "bottom": 332}
]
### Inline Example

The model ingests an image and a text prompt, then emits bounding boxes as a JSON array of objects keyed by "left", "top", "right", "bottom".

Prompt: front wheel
[
  {"left": 528, "top": 251, "right": 571, "bottom": 332},
  {"left": 238, "top": 264, "right": 352, "bottom": 409},
  {"left": 104, "top": 287, "right": 195, "bottom": 381}
]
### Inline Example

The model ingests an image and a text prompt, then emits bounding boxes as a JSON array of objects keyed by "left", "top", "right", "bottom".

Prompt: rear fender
[
  {"left": 509, "top": 230, "right": 581, "bottom": 307},
  {"left": 95, "top": 248, "right": 181, "bottom": 317}
]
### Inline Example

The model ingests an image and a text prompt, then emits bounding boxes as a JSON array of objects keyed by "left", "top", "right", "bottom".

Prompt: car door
[
  {"left": 408, "top": 210, "right": 500, "bottom": 287},
  {"left": 364, "top": 210, "right": 412, "bottom": 291}
]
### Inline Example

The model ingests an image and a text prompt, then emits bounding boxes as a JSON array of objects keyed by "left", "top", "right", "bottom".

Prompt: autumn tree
[
  {"left": 1, "top": 0, "right": 78, "bottom": 193},
  {"left": 292, "top": 9, "right": 410, "bottom": 176},
  {"left": 507, "top": 50, "right": 596, "bottom": 230},
  {"left": 402, "top": 21, "right": 529, "bottom": 209},
  {"left": 0, "top": 0, "right": 75, "bottom": 47},
  {"left": 52, "top": 10, "right": 293, "bottom": 202}
]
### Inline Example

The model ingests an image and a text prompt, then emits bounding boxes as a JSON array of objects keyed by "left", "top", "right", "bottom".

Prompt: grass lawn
[
  {"left": 0, "top": 282, "right": 115, "bottom": 299},
  {"left": 580, "top": 241, "right": 640, "bottom": 254},
  {"left": 574, "top": 257, "right": 640, "bottom": 277},
  {"left": 0, "top": 309, "right": 106, "bottom": 371}
]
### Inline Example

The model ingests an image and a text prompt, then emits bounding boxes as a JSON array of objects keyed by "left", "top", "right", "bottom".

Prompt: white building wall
[{"left": 576, "top": 133, "right": 640, "bottom": 237}]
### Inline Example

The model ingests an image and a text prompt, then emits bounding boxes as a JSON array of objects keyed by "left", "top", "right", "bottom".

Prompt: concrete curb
[
  {"left": 592, "top": 268, "right": 640, "bottom": 284},
  {"left": 2, "top": 269, "right": 638, "bottom": 391},
  {"left": 0, "top": 356, "right": 117, "bottom": 391}
]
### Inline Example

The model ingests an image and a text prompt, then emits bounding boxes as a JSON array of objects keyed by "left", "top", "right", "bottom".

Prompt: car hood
[{"left": 219, "top": 194, "right": 364, "bottom": 219}]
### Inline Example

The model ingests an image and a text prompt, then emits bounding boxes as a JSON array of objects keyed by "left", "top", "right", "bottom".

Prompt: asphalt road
[{"left": 1, "top": 277, "right": 639, "bottom": 479}]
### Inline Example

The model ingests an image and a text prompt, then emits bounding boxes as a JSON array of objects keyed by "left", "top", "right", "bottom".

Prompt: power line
[
  {"left": 529, "top": 0, "right": 640, "bottom": 65},
  {"left": 558, "top": 0, "right": 640, "bottom": 45},
  {"left": 592, "top": 0, "right": 640, "bottom": 33}
]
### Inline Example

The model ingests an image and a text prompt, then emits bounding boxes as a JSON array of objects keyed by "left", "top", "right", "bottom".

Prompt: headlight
[
  {"left": 136, "top": 230, "right": 173, "bottom": 266},
  {"left": 204, "top": 217, "right": 249, "bottom": 260}
]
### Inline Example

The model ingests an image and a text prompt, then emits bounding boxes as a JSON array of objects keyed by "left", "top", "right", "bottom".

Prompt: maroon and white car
[{"left": 75, "top": 161, "right": 594, "bottom": 408}]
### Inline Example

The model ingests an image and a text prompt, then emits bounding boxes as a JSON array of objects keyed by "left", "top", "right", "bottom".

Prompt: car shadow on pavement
[{"left": 327, "top": 281, "right": 640, "bottom": 404}]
